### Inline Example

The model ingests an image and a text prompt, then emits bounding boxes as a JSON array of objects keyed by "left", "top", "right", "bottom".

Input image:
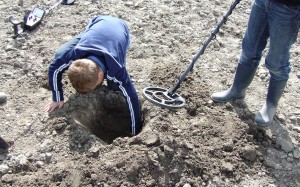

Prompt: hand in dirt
[{"left": 44, "top": 101, "right": 64, "bottom": 112}]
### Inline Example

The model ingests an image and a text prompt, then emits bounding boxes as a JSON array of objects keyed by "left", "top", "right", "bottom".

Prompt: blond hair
[{"left": 68, "top": 59, "right": 100, "bottom": 94}]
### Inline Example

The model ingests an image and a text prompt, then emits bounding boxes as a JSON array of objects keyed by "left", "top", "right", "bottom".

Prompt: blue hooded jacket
[{"left": 48, "top": 16, "right": 141, "bottom": 135}]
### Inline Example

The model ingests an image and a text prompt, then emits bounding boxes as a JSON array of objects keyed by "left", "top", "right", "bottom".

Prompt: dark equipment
[
  {"left": 9, "top": 0, "right": 76, "bottom": 39},
  {"left": 142, "top": 0, "right": 241, "bottom": 109}
]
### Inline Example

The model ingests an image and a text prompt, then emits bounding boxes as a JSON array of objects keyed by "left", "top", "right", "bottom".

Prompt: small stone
[
  {"left": 293, "top": 148, "right": 300, "bottom": 159},
  {"left": 18, "top": 0, "right": 23, "bottom": 6},
  {"left": 246, "top": 135, "right": 254, "bottom": 142},
  {"left": 277, "top": 114, "right": 285, "bottom": 121},
  {"left": 258, "top": 68, "right": 268, "bottom": 80},
  {"left": 17, "top": 154, "right": 29, "bottom": 167},
  {"left": 146, "top": 179, "right": 156, "bottom": 186},
  {"left": 241, "top": 146, "right": 257, "bottom": 162},
  {"left": 183, "top": 183, "right": 192, "bottom": 187},
  {"left": 87, "top": 147, "right": 100, "bottom": 158},
  {"left": 128, "top": 136, "right": 143, "bottom": 145},
  {"left": 169, "top": 168, "right": 179, "bottom": 175},
  {"left": 40, "top": 139, "right": 53, "bottom": 153},
  {"left": 287, "top": 157, "right": 294, "bottom": 162},
  {"left": 183, "top": 142, "right": 194, "bottom": 150},
  {"left": 45, "top": 153, "right": 52, "bottom": 163},
  {"left": 143, "top": 134, "right": 160, "bottom": 146},
  {"left": 1, "top": 174, "right": 14, "bottom": 183},
  {"left": 36, "top": 161, "right": 44, "bottom": 168},
  {"left": 164, "top": 145, "right": 174, "bottom": 156},
  {"left": 225, "top": 103, "right": 233, "bottom": 111},
  {"left": 187, "top": 106, "right": 197, "bottom": 116},
  {"left": 0, "top": 164, "right": 9, "bottom": 174},
  {"left": 289, "top": 115, "right": 300, "bottom": 125},
  {"left": 292, "top": 126, "right": 300, "bottom": 133},
  {"left": 223, "top": 140, "right": 234, "bottom": 152},
  {"left": 290, "top": 116, "right": 296, "bottom": 123},
  {"left": 264, "top": 158, "right": 282, "bottom": 170},
  {"left": 54, "top": 122, "right": 66, "bottom": 131},
  {"left": 276, "top": 138, "right": 294, "bottom": 153},
  {"left": 221, "top": 162, "right": 234, "bottom": 173},
  {"left": 124, "top": 1, "right": 133, "bottom": 6}
]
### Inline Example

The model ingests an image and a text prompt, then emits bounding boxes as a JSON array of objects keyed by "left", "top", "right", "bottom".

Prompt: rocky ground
[{"left": 1, "top": 0, "right": 300, "bottom": 186}]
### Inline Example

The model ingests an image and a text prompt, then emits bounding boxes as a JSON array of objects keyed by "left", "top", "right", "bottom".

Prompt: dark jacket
[{"left": 274, "top": 0, "right": 300, "bottom": 5}]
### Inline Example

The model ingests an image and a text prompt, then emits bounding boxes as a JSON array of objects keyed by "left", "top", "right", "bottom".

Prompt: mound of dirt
[{"left": 1, "top": 0, "right": 300, "bottom": 186}]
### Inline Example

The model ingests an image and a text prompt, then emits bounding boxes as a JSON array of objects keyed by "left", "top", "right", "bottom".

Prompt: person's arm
[
  {"left": 107, "top": 68, "right": 142, "bottom": 135},
  {"left": 45, "top": 48, "right": 84, "bottom": 112}
]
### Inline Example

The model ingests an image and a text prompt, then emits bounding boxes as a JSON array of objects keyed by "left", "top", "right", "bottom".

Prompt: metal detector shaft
[
  {"left": 45, "top": 0, "right": 63, "bottom": 14},
  {"left": 168, "top": 0, "right": 241, "bottom": 96},
  {"left": 46, "top": 0, "right": 75, "bottom": 14}
]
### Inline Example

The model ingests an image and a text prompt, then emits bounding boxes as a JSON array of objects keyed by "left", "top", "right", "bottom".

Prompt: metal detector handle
[
  {"left": 9, "top": 16, "right": 24, "bottom": 39},
  {"left": 168, "top": 0, "right": 241, "bottom": 96}
]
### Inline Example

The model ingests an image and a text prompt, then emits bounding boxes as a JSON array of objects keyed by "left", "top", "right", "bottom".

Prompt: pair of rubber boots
[{"left": 211, "top": 62, "right": 287, "bottom": 126}]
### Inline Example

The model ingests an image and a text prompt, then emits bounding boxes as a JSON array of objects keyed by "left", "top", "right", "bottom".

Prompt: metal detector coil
[
  {"left": 142, "top": 0, "right": 241, "bottom": 109},
  {"left": 143, "top": 87, "right": 186, "bottom": 109}
]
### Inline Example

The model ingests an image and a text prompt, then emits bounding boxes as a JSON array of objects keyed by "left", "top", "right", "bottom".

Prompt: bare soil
[{"left": 1, "top": 0, "right": 300, "bottom": 186}]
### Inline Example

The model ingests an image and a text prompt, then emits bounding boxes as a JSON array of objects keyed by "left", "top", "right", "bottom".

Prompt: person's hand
[{"left": 44, "top": 101, "right": 64, "bottom": 112}]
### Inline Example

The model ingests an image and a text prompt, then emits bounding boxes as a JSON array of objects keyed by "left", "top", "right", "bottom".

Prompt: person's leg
[
  {"left": 123, "top": 22, "right": 131, "bottom": 66},
  {"left": 0, "top": 92, "right": 7, "bottom": 104},
  {"left": 211, "top": 0, "right": 269, "bottom": 102},
  {"left": 255, "top": 1, "right": 300, "bottom": 125},
  {"left": 55, "top": 33, "right": 83, "bottom": 58},
  {"left": 0, "top": 137, "right": 9, "bottom": 150}
]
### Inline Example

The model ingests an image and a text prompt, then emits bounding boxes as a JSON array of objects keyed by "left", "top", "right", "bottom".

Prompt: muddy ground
[{"left": 1, "top": 0, "right": 300, "bottom": 186}]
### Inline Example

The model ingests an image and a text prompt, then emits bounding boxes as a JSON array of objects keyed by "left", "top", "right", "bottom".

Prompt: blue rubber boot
[
  {"left": 255, "top": 79, "right": 287, "bottom": 126},
  {"left": 211, "top": 62, "right": 258, "bottom": 102}
]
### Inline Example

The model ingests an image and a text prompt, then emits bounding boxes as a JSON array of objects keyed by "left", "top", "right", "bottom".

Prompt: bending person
[{"left": 44, "top": 16, "right": 142, "bottom": 135}]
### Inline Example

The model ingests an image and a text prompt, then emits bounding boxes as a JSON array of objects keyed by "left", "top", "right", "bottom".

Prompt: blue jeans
[
  {"left": 240, "top": 0, "right": 300, "bottom": 81},
  {"left": 55, "top": 33, "right": 83, "bottom": 58}
]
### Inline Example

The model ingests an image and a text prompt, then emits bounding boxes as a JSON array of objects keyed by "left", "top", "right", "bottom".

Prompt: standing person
[
  {"left": 44, "top": 16, "right": 142, "bottom": 135},
  {"left": 211, "top": 0, "right": 300, "bottom": 125}
]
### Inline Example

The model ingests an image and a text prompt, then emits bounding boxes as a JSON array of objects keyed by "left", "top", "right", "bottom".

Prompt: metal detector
[
  {"left": 143, "top": 0, "right": 241, "bottom": 109},
  {"left": 9, "top": 0, "right": 76, "bottom": 39}
]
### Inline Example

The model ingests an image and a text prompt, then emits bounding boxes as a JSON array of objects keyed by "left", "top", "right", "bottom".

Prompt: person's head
[{"left": 68, "top": 59, "right": 104, "bottom": 94}]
